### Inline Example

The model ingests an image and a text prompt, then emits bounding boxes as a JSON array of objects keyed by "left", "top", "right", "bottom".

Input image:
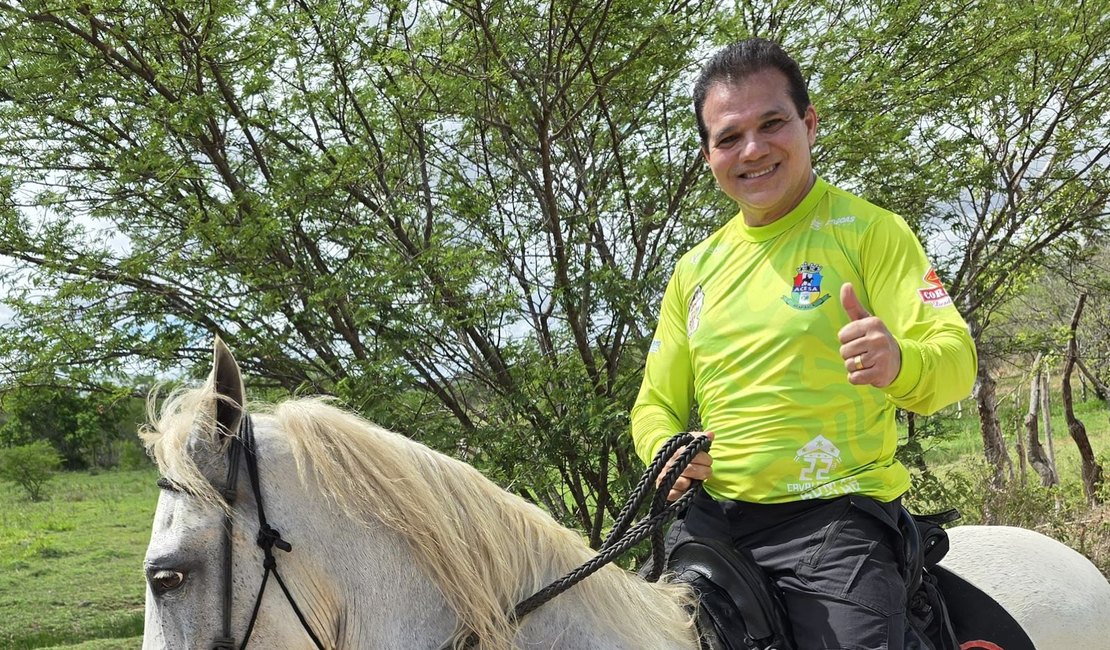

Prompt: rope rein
[{"left": 450, "top": 431, "right": 712, "bottom": 649}]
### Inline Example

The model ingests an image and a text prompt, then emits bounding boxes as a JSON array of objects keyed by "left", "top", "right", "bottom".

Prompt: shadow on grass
[
  {"left": 41, "top": 639, "right": 141, "bottom": 650},
  {"left": 9, "top": 611, "right": 143, "bottom": 650}
]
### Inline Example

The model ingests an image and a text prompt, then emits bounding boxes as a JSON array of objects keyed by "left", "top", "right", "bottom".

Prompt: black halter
[{"left": 157, "top": 414, "right": 326, "bottom": 650}]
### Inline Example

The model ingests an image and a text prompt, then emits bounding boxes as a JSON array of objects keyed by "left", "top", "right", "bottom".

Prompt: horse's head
[{"left": 141, "top": 338, "right": 317, "bottom": 650}]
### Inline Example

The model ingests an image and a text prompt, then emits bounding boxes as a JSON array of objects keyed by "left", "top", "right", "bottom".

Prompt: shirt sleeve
[
  {"left": 631, "top": 268, "right": 695, "bottom": 464},
  {"left": 858, "top": 215, "right": 978, "bottom": 415}
]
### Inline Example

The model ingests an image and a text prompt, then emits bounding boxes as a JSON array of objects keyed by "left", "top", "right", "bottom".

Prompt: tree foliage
[
  {"left": 1, "top": 0, "right": 1109, "bottom": 535},
  {"left": 0, "top": 0, "right": 724, "bottom": 542},
  {"left": 0, "top": 384, "right": 137, "bottom": 468}
]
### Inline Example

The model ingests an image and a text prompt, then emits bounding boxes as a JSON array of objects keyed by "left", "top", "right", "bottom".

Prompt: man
[{"left": 631, "top": 38, "right": 976, "bottom": 648}]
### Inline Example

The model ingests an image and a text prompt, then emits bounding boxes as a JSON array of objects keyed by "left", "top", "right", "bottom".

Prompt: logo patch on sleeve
[
  {"left": 918, "top": 267, "right": 953, "bottom": 308},
  {"left": 687, "top": 286, "right": 704, "bottom": 337}
]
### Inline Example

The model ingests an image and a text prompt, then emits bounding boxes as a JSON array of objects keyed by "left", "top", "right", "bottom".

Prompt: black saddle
[
  {"left": 668, "top": 535, "right": 794, "bottom": 650},
  {"left": 659, "top": 506, "right": 1006, "bottom": 650}
]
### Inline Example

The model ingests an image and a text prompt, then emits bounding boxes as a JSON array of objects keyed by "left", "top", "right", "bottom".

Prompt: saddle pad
[{"left": 931, "top": 565, "right": 1036, "bottom": 650}]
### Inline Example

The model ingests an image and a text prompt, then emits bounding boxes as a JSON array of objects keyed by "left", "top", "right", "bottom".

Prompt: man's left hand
[{"left": 837, "top": 283, "right": 901, "bottom": 388}]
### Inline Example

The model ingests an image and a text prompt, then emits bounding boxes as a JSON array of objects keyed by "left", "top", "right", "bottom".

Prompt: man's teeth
[{"left": 742, "top": 165, "right": 776, "bottom": 179}]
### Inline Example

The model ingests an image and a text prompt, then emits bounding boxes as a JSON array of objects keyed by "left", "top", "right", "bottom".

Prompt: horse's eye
[{"left": 149, "top": 569, "right": 187, "bottom": 595}]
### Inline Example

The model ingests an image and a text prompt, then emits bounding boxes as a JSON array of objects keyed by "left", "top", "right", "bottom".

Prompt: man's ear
[{"left": 209, "top": 336, "right": 245, "bottom": 439}]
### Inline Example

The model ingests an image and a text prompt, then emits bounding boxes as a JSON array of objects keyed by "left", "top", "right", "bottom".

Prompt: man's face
[{"left": 701, "top": 68, "right": 817, "bottom": 226}]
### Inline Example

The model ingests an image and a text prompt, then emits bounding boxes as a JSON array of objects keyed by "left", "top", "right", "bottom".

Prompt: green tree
[
  {"left": 995, "top": 243, "right": 1110, "bottom": 496},
  {"left": 0, "top": 0, "right": 724, "bottom": 542},
  {"left": 3, "top": 0, "right": 1109, "bottom": 536},
  {"left": 0, "top": 440, "right": 62, "bottom": 501},
  {"left": 0, "top": 384, "right": 133, "bottom": 469}
]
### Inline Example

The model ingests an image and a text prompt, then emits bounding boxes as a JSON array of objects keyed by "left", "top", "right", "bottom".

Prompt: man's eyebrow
[
  {"left": 759, "top": 106, "right": 792, "bottom": 119},
  {"left": 711, "top": 107, "right": 792, "bottom": 141}
]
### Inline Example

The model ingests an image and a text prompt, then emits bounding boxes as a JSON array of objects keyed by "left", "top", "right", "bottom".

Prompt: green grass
[
  {"left": 0, "top": 468, "right": 157, "bottom": 649},
  {"left": 39, "top": 640, "right": 139, "bottom": 650},
  {"left": 919, "top": 394, "right": 1110, "bottom": 472}
]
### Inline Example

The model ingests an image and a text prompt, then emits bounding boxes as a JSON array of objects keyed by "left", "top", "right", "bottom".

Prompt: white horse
[{"left": 142, "top": 340, "right": 1110, "bottom": 649}]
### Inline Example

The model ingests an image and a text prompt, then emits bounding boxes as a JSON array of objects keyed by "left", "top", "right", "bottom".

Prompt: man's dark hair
[{"left": 693, "top": 38, "right": 811, "bottom": 148}]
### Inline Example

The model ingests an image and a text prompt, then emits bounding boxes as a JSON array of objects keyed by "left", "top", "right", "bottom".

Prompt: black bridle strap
[
  {"left": 214, "top": 431, "right": 243, "bottom": 650},
  {"left": 155, "top": 414, "right": 326, "bottom": 650},
  {"left": 235, "top": 414, "right": 326, "bottom": 650}
]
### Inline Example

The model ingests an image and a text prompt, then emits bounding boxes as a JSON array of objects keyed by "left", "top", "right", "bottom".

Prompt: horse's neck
[
  {"left": 255, "top": 429, "right": 694, "bottom": 649},
  {"left": 306, "top": 510, "right": 694, "bottom": 649},
  {"left": 513, "top": 590, "right": 694, "bottom": 650},
  {"left": 255, "top": 436, "right": 456, "bottom": 648},
  {"left": 341, "top": 546, "right": 459, "bottom": 648},
  {"left": 271, "top": 483, "right": 664, "bottom": 649}
]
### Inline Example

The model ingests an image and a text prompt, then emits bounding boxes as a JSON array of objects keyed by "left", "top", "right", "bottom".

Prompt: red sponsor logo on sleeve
[{"left": 918, "top": 267, "right": 953, "bottom": 308}]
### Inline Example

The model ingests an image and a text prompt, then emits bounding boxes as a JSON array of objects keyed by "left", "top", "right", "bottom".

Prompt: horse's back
[{"left": 939, "top": 524, "right": 1110, "bottom": 648}]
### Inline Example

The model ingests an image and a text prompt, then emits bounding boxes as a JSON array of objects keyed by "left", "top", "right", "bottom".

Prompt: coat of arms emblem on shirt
[{"left": 782, "top": 261, "right": 831, "bottom": 310}]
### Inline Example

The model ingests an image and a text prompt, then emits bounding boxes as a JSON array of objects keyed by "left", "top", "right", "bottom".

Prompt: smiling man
[
  {"left": 631, "top": 39, "right": 977, "bottom": 648},
  {"left": 699, "top": 66, "right": 817, "bottom": 228}
]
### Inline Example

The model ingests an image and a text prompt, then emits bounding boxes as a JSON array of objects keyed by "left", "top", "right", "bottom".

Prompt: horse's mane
[{"left": 142, "top": 384, "right": 696, "bottom": 650}]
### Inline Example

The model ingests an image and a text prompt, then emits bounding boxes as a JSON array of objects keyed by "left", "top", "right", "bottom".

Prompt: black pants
[{"left": 674, "top": 490, "right": 907, "bottom": 650}]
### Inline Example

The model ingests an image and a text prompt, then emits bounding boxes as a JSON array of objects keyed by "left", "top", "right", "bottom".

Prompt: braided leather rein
[{"left": 442, "top": 432, "right": 712, "bottom": 649}]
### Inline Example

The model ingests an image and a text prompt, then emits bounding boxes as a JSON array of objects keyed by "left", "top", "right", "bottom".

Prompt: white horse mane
[{"left": 141, "top": 384, "right": 696, "bottom": 650}]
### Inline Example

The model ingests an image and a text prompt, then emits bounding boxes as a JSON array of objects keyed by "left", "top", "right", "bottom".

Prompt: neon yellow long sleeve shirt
[{"left": 632, "top": 177, "right": 977, "bottom": 503}]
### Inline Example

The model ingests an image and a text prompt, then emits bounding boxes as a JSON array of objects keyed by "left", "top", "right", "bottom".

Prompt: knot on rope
[{"left": 257, "top": 524, "right": 292, "bottom": 554}]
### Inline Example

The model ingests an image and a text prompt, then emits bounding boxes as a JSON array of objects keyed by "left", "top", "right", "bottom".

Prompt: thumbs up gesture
[{"left": 837, "top": 283, "right": 901, "bottom": 388}]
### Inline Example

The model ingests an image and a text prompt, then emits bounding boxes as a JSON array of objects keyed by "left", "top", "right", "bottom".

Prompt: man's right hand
[{"left": 658, "top": 431, "right": 714, "bottom": 502}]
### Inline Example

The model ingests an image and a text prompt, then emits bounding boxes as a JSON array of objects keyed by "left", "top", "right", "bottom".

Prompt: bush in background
[
  {"left": 0, "top": 440, "right": 62, "bottom": 501},
  {"left": 0, "top": 384, "right": 147, "bottom": 470},
  {"left": 118, "top": 439, "right": 153, "bottom": 470}
]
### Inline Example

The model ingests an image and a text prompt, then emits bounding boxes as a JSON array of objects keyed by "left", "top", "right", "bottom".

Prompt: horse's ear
[{"left": 209, "top": 336, "right": 245, "bottom": 439}]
